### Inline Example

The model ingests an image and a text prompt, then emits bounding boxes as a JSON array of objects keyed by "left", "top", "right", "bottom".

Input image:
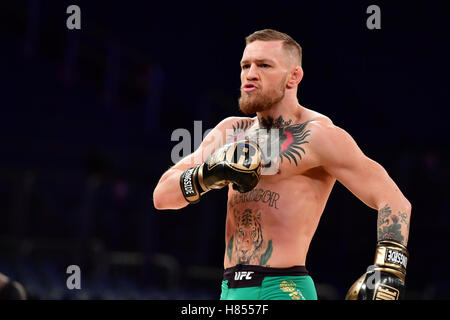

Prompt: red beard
[{"left": 238, "top": 78, "right": 287, "bottom": 115}]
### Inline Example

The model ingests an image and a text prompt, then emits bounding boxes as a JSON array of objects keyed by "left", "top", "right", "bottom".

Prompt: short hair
[{"left": 245, "top": 29, "right": 302, "bottom": 66}]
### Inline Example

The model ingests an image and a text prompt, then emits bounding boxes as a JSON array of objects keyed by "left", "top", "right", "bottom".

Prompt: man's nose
[{"left": 246, "top": 64, "right": 259, "bottom": 80}]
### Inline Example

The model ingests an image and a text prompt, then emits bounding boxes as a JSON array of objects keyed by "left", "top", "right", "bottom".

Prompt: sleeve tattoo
[{"left": 377, "top": 204, "right": 410, "bottom": 246}]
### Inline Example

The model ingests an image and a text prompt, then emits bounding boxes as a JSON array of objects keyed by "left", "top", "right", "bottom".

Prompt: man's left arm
[
  {"left": 312, "top": 120, "right": 411, "bottom": 245},
  {"left": 311, "top": 120, "right": 412, "bottom": 299}
]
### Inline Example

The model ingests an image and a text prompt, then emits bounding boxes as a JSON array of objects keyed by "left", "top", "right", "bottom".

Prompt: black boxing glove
[
  {"left": 345, "top": 240, "right": 409, "bottom": 300},
  {"left": 180, "top": 139, "right": 262, "bottom": 204}
]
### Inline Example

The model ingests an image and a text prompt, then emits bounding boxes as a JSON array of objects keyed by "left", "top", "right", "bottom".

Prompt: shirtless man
[{"left": 153, "top": 29, "right": 411, "bottom": 300}]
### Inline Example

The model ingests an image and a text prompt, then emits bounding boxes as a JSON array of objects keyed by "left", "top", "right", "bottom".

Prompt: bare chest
[{"left": 230, "top": 120, "right": 317, "bottom": 178}]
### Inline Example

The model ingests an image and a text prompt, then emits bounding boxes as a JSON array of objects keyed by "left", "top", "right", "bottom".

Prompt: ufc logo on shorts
[{"left": 234, "top": 271, "right": 254, "bottom": 280}]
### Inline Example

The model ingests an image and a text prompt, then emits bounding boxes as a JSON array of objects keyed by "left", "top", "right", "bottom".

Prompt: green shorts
[{"left": 220, "top": 264, "right": 318, "bottom": 300}]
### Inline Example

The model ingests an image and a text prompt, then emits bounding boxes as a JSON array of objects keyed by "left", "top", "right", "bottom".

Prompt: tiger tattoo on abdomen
[{"left": 227, "top": 208, "right": 273, "bottom": 266}]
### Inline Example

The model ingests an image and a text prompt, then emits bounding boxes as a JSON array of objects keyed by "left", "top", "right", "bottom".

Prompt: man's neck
[{"left": 256, "top": 100, "right": 303, "bottom": 129}]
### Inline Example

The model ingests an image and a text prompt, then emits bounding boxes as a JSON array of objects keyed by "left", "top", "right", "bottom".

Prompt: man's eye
[
  {"left": 242, "top": 65, "right": 250, "bottom": 69},
  {"left": 261, "top": 64, "right": 270, "bottom": 68}
]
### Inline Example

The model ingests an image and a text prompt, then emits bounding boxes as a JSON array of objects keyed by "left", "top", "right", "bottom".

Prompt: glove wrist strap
[
  {"left": 180, "top": 166, "right": 204, "bottom": 204},
  {"left": 374, "top": 240, "right": 409, "bottom": 276}
]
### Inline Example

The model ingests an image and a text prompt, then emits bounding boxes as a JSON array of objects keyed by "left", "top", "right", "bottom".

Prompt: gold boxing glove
[
  {"left": 346, "top": 240, "right": 409, "bottom": 300},
  {"left": 180, "top": 139, "right": 262, "bottom": 204}
]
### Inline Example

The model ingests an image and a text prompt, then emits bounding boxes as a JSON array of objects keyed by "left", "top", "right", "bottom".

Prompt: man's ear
[{"left": 286, "top": 66, "right": 303, "bottom": 88}]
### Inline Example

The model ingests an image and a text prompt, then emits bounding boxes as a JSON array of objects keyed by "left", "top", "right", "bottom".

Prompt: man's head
[{"left": 239, "top": 29, "right": 303, "bottom": 115}]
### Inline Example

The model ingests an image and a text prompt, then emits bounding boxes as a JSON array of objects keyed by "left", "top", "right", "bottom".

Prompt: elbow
[
  {"left": 153, "top": 199, "right": 163, "bottom": 211},
  {"left": 152, "top": 185, "right": 187, "bottom": 211},
  {"left": 152, "top": 186, "right": 166, "bottom": 211}
]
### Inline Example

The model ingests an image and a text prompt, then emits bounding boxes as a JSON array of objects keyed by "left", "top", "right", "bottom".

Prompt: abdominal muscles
[{"left": 225, "top": 174, "right": 334, "bottom": 268}]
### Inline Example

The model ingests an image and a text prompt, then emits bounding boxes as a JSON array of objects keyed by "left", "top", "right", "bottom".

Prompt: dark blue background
[{"left": 0, "top": 0, "right": 449, "bottom": 299}]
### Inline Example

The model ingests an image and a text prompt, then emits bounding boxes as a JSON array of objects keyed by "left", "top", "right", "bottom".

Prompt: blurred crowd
[{"left": 0, "top": 1, "right": 448, "bottom": 299}]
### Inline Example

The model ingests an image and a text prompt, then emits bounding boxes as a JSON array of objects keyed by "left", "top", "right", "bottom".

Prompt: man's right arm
[{"left": 152, "top": 117, "right": 241, "bottom": 210}]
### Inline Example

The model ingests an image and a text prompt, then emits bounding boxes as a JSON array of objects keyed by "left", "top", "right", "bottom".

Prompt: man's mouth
[{"left": 243, "top": 83, "right": 258, "bottom": 92}]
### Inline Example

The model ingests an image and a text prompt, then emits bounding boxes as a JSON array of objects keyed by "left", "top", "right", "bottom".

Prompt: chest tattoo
[{"left": 229, "top": 116, "right": 312, "bottom": 167}]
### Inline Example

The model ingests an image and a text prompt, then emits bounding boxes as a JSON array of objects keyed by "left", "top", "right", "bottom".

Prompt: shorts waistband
[{"left": 223, "top": 264, "right": 309, "bottom": 288}]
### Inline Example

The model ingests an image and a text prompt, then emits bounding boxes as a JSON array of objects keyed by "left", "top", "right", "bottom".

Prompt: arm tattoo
[
  {"left": 377, "top": 204, "right": 409, "bottom": 246},
  {"left": 399, "top": 211, "right": 411, "bottom": 236}
]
